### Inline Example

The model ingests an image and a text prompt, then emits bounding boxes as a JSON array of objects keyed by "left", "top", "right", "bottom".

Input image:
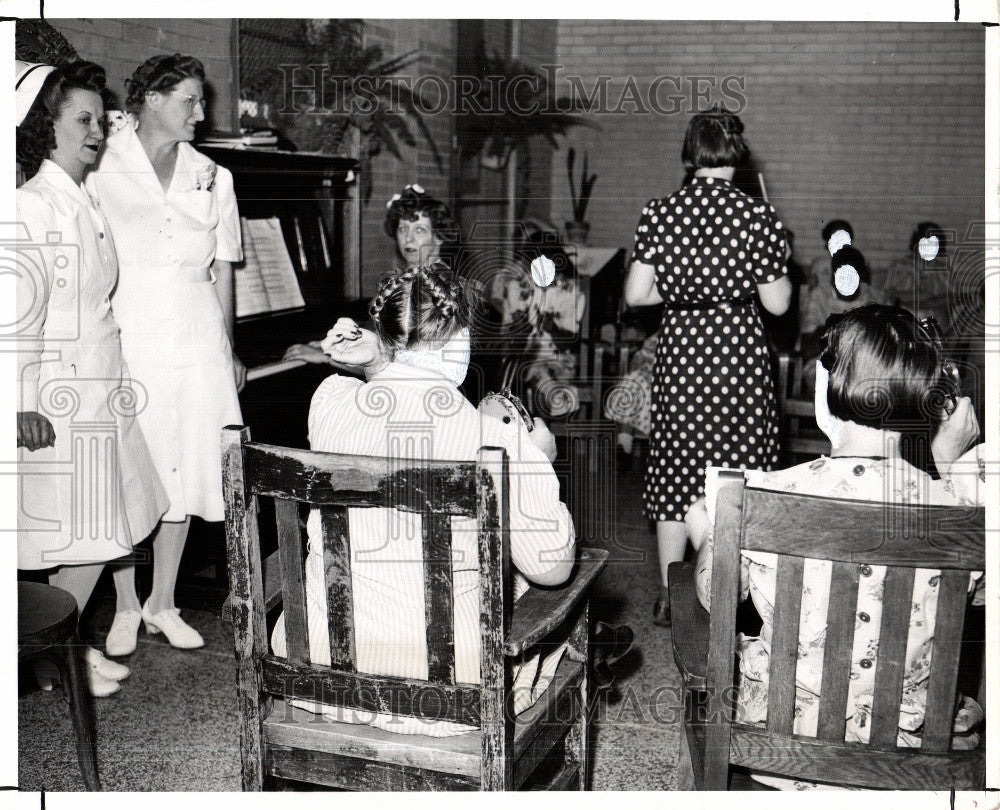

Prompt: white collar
[
  {"left": 33, "top": 159, "right": 95, "bottom": 208},
  {"left": 105, "top": 125, "right": 212, "bottom": 194}
]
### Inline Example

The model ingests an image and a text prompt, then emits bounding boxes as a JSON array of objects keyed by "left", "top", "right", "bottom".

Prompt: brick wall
[
  {"left": 548, "top": 21, "right": 986, "bottom": 274},
  {"left": 360, "top": 19, "right": 456, "bottom": 297},
  {"left": 518, "top": 20, "right": 560, "bottom": 227},
  {"left": 47, "top": 18, "right": 236, "bottom": 132}
]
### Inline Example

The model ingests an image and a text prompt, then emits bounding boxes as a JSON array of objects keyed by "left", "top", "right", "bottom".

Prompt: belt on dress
[{"left": 664, "top": 296, "right": 755, "bottom": 312}]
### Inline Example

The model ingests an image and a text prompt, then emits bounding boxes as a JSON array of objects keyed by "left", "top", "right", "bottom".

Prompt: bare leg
[
  {"left": 112, "top": 564, "right": 142, "bottom": 613},
  {"left": 49, "top": 563, "right": 106, "bottom": 616},
  {"left": 145, "top": 517, "right": 192, "bottom": 615},
  {"left": 656, "top": 520, "right": 687, "bottom": 588}
]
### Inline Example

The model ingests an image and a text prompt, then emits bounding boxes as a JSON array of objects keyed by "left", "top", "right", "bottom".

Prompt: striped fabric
[{"left": 271, "top": 361, "right": 576, "bottom": 735}]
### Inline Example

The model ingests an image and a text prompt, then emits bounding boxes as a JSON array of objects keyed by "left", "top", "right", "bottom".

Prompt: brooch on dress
[{"left": 195, "top": 162, "right": 217, "bottom": 192}]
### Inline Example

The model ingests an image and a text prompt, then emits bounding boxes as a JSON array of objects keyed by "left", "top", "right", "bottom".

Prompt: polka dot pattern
[{"left": 633, "top": 176, "right": 788, "bottom": 522}]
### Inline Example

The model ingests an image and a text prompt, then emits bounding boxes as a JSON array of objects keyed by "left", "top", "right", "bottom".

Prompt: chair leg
[
  {"left": 60, "top": 641, "right": 101, "bottom": 790},
  {"left": 675, "top": 723, "right": 696, "bottom": 790},
  {"left": 562, "top": 603, "right": 590, "bottom": 790}
]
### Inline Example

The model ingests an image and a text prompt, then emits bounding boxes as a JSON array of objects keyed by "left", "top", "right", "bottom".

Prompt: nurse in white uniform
[
  {"left": 15, "top": 61, "right": 169, "bottom": 696},
  {"left": 87, "top": 54, "right": 244, "bottom": 655}
]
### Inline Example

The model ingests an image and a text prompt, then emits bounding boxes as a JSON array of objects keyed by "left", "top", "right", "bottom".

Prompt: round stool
[{"left": 18, "top": 581, "right": 101, "bottom": 790}]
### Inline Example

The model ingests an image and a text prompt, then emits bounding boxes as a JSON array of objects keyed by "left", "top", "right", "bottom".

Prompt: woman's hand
[
  {"left": 283, "top": 342, "right": 332, "bottom": 365},
  {"left": 528, "top": 417, "right": 557, "bottom": 462},
  {"left": 321, "top": 318, "right": 385, "bottom": 378},
  {"left": 17, "top": 411, "right": 56, "bottom": 451},
  {"left": 932, "top": 396, "right": 979, "bottom": 475},
  {"left": 232, "top": 352, "right": 247, "bottom": 392}
]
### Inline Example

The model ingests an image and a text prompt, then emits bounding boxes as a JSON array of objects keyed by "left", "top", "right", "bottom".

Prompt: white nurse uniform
[
  {"left": 86, "top": 125, "right": 243, "bottom": 522},
  {"left": 16, "top": 160, "right": 169, "bottom": 569}
]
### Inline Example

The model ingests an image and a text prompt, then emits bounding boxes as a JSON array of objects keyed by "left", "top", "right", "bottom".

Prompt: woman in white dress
[
  {"left": 86, "top": 54, "right": 244, "bottom": 655},
  {"left": 16, "top": 61, "right": 169, "bottom": 696}
]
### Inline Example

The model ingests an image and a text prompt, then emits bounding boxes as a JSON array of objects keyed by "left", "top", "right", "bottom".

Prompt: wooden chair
[
  {"left": 222, "top": 426, "right": 608, "bottom": 791},
  {"left": 669, "top": 470, "right": 985, "bottom": 790},
  {"left": 18, "top": 581, "right": 101, "bottom": 790},
  {"left": 775, "top": 351, "right": 829, "bottom": 464}
]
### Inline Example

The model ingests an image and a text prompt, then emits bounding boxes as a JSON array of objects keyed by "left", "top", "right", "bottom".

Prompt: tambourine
[{"left": 478, "top": 387, "right": 533, "bottom": 433}]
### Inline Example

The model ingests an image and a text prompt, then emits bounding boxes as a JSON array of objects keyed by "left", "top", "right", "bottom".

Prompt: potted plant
[
  {"left": 457, "top": 49, "right": 597, "bottom": 221},
  {"left": 239, "top": 19, "right": 442, "bottom": 203},
  {"left": 566, "top": 148, "right": 597, "bottom": 245}
]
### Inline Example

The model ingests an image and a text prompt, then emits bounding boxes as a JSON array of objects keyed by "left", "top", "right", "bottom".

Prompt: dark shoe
[
  {"left": 652, "top": 587, "right": 671, "bottom": 627},
  {"left": 592, "top": 621, "right": 635, "bottom": 690},
  {"left": 594, "top": 621, "right": 634, "bottom": 665}
]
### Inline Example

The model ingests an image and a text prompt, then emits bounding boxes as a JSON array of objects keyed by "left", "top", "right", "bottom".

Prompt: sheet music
[{"left": 235, "top": 217, "right": 306, "bottom": 319}]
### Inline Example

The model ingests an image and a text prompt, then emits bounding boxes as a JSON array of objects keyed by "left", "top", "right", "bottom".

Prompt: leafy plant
[
  {"left": 15, "top": 19, "right": 79, "bottom": 67},
  {"left": 567, "top": 148, "right": 598, "bottom": 223},
  {"left": 241, "top": 19, "right": 443, "bottom": 203},
  {"left": 456, "top": 49, "right": 597, "bottom": 220}
]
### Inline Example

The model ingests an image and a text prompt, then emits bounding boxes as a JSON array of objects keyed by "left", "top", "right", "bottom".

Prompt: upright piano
[
  {"left": 199, "top": 145, "right": 365, "bottom": 449},
  {"left": 171, "top": 147, "right": 363, "bottom": 608}
]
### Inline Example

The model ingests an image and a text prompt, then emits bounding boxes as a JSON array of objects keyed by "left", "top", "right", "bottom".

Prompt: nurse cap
[{"left": 16, "top": 60, "right": 56, "bottom": 126}]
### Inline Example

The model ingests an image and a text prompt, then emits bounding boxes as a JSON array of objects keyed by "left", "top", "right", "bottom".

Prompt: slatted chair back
[
  {"left": 775, "top": 351, "right": 829, "bottom": 463},
  {"left": 222, "top": 426, "right": 514, "bottom": 790},
  {"left": 702, "top": 470, "right": 985, "bottom": 790}
]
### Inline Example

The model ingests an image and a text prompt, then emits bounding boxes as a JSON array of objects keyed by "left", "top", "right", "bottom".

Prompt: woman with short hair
[
  {"left": 623, "top": 109, "right": 792, "bottom": 625},
  {"left": 87, "top": 53, "right": 244, "bottom": 656},
  {"left": 16, "top": 60, "right": 169, "bottom": 695}
]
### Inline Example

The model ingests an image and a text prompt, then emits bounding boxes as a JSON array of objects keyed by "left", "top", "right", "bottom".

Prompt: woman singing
[
  {"left": 87, "top": 54, "right": 244, "bottom": 656},
  {"left": 623, "top": 110, "right": 792, "bottom": 625},
  {"left": 16, "top": 60, "right": 168, "bottom": 694}
]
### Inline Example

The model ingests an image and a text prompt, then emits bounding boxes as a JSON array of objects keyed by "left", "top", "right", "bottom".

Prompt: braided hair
[
  {"left": 682, "top": 108, "right": 749, "bottom": 172},
  {"left": 369, "top": 262, "right": 469, "bottom": 350}
]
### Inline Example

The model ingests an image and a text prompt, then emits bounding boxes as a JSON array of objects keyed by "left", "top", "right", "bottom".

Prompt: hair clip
[
  {"left": 404, "top": 183, "right": 425, "bottom": 194},
  {"left": 386, "top": 193, "right": 402, "bottom": 209}
]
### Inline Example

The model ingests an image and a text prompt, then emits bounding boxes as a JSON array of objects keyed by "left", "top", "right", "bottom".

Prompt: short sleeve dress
[
  {"left": 632, "top": 176, "right": 787, "bottom": 522},
  {"left": 86, "top": 124, "right": 244, "bottom": 522}
]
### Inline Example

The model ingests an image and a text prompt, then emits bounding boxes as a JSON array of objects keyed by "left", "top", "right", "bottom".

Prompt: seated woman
[
  {"left": 493, "top": 233, "right": 586, "bottom": 418},
  {"left": 284, "top": 184, "right": 507, "bottom": 400},
  {"left": 283, "top": 184, "right": 459, "bottom": 367},
  {"left": 271, "top": 262, "right": 576, "bottom": 736},
  {"left": 878, "top": 222, "right": 952, "bottom": 329},
  {"left": 799, "top": 220, "right": 878, "bottom": 351},
  {"left": 686, "top": 304, "right": 984, "bottom": 788}
]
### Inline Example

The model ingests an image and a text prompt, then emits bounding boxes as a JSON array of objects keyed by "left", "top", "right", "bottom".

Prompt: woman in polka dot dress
[{"left": 623, "top": 110, "right": 792, "bottom": 625}]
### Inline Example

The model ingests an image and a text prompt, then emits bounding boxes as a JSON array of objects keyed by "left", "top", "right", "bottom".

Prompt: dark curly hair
[
  {"left": 16, "top": 60, "right": 107, "bottom": 181},
  {"left": 830, "top": 244, "right": 871, "bottom": 287},
  {"left": 821, "top": 218, "right": 854, "bottom": 245},
  {"left": 125, "top": 53, "right": 205, "bottom": 113},
  {"left": 383, "top": 187, "right": 459, "bottom": 247},
  {"left": 682, "top": 109, "right": 749, "bottom": 172}
]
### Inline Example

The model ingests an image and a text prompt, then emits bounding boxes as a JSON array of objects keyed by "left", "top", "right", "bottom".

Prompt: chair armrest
[
  {"left": 667, "top": 561, "right": 709, "bottom": 690},
  {"left": 221, "top": 549, "right": 283, "bottom": 625},
  {"left": 505, "top": 547, "right": 609, "bottom": 656}
]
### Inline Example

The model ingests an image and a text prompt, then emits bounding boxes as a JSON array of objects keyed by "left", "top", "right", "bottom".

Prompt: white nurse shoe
[
  {"left": 84, "top": 646, "right": 131, "bottom": 681},
  {"left": 105, "top": 609, "right": 142, "bottom": 657},
  {"left": 141, "top": 602, "right": 205, "bottom": 649}
]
